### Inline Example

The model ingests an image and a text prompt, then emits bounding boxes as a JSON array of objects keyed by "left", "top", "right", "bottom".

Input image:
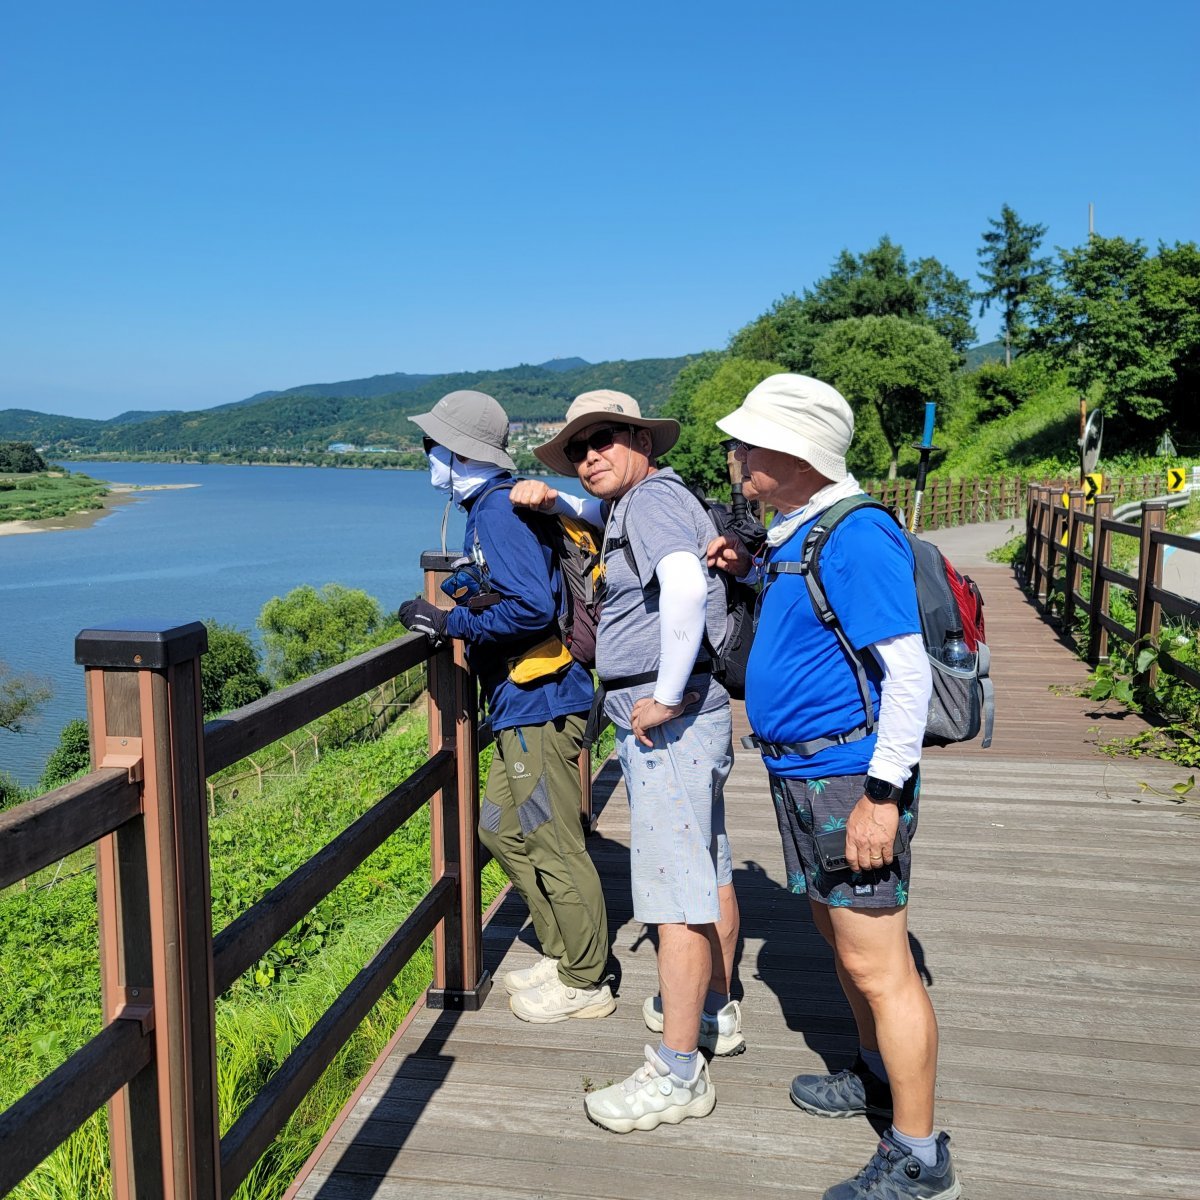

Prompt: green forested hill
[{"left": 0, "top": 355, "right": 699, "bottom": 456}]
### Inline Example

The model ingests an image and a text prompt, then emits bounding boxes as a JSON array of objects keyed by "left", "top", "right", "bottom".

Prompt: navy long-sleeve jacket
[{"left": 443, "top": 479, "right": 593, "bottom": 731}]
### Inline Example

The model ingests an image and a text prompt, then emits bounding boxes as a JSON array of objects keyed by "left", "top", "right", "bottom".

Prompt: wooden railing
[
  {"left": 865, "top": 471, "right": 1169, "bottom": 531},
  {"left": 0, "top": 553, "right": 502, "bottom": 1200},
  {"left": 1024, "top": 484, "right": 1200, "bottom": 694}
]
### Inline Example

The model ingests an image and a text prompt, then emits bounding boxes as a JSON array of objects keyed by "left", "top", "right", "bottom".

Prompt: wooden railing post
[
  {"left": 422, "top": 553, "right": 491, "bottom": 1011},
  {"left": 1136, "top": 501, "right": 1167, "bottom": 692},
  {"left": 76, "top": 622, "right": 220, "bottom": 1200},
  {"left": 1064, "top": 489, "right": 1085, "bottom": 628},
  {"left": 1023, "top": 483, "right": 1039, "bottom": 586},
  {"left": 1088, "top": 495, "right": 1114, "bottom": 664}
]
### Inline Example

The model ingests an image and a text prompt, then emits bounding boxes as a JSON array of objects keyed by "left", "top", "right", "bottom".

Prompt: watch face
[{"left": 865, "top": 776, "right": 895, "bottom": 801}]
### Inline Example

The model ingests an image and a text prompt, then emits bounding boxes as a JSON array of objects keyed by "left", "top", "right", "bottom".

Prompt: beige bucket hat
[
  {"left": 716, "top": 373, "right": 853, "bottom": 481},
  {"left": 533, "top": 390, "right": 680, "bottom": 476},
  {"left": 410, "top": 389, "right": 516, "bottom": 470}
]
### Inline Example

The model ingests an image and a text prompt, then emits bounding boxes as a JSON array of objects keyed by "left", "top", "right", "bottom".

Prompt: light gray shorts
[{"left": 616, "top": 705, "right": 734, "bottom": 925}]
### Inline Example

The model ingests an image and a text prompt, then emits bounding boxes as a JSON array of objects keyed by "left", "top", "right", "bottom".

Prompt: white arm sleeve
[
  {"left": 652, "top": 551, "right": 708, "bottom": 706},
  {"left": 549, "top": 491, "right": 604, "bottom": 527},
  {"left": 867, "top": 632, "right": 932, "bottom": 787}
]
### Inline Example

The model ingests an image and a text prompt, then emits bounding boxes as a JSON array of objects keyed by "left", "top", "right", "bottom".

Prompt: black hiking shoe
[
  {"left": 789, "top": 1054, "right": 894, "bottom": 1118},
  {"left": 822, "top": 1132, "right": 960, "bottom": 1199}
]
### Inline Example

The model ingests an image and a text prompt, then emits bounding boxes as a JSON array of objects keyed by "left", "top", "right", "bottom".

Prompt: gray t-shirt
[{"left": 596, "top": 469, "right": 731, "bottom": 728}]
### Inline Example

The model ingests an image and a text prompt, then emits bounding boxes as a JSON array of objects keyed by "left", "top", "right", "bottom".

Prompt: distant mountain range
[
  {"left": 1, "top": 343, "right": 1007, "bottom": 457},
  {"left": 0, "top": 356, "right": 697, "bottom": 456}
]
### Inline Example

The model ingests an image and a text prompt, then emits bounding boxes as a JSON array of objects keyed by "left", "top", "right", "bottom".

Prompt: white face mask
[{"left": 427, "top": 444, "right": 452, "bottom": 494}]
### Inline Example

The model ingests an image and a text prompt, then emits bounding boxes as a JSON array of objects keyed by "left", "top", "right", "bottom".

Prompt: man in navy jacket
[{"left": 398, "top": 390, "right": 613, "bottom": 1024}]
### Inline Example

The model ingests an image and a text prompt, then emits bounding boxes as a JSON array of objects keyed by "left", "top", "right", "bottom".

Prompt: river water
[{"left": 0, "top": 462, "right": 470, "bottom": 786}]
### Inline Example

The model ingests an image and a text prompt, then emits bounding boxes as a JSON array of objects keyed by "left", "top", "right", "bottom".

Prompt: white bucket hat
[
  {"left": 410, "top": 389, "right": 516, "bottom": 470},
  {"left": 716, "top": 373, "right": 853, "bottom": 481},
  {"left": 534, "top": 390, "right": 679, "bottom": 476}
]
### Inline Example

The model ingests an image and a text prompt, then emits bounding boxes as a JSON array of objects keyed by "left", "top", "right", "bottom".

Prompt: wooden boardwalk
[{"left": 293, "top": 563, "right": 1200, "bottom": 1200}]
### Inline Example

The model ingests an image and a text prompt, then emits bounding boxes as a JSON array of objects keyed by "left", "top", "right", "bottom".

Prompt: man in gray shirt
[{"left": 516, "top": 389, "right": 742, "bottom": 1133}]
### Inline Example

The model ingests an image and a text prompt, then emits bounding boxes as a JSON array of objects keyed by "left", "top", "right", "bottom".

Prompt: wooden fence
[
  {"left": 0, "top": 552, "right": 513, "bottom": 1200},
  {"left": 1023, "top": 484, "right": 1200, "bottom": 694},
  {"left": 864, "top": 471, "right": 1169, "bottom": 530}
]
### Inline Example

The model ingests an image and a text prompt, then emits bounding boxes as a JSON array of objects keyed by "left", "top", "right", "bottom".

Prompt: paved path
[{"left": 292, "top": 561, "right": 1199, "bottom": 1200}]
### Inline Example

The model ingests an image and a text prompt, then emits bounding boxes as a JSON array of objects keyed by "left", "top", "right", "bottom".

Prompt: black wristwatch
[{"left": 864, "top": 775, "right": 902, "bottom": 803}]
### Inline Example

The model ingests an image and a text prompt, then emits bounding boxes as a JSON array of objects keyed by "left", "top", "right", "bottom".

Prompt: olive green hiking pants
[{"left": 479, "top": 713, "right": 609, "bottom": 989}]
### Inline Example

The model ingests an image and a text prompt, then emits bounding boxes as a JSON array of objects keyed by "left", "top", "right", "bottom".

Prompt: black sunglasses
[{"left": 564, "top": 425, "right": 628, "bottom": 464}]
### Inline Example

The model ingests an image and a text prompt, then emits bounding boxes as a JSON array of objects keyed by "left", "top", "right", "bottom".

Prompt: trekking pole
[
  {"left": 909, "top": 402, "right": 938, "bottom": 533},
  {"left": 728, "top": 446, "right": 749, "bottom": 526}
]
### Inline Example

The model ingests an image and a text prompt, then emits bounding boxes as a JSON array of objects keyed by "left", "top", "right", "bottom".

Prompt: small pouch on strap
[
  {"left": 582, "top": 684, "right": 608, "bottom": 750},
  {"left": 508, "top": 635, "right": 575, "bottom": 684}
]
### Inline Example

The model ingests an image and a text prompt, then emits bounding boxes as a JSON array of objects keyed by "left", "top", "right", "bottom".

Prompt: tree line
[{"left": 663, "top": 207, "right": 1199, "bottom": 490}]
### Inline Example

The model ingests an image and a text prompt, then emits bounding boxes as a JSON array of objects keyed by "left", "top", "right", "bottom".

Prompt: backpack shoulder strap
[
  {"left": 606, "top": 472, "right": 704, "bottom": 575},
  {"left": 769, "top": 494, "right": 891, "bottom": 733},
  {"left": 468, "top": 480, "right": 517, "bottom": 565}
]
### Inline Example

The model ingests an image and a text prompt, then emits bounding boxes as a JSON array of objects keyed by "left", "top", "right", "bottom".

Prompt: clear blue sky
[{"left": 1, "top": 1, "right": 1195, "bottom": 419}]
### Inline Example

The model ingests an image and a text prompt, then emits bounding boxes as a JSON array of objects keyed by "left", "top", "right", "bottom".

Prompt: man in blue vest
[
  {"left": 710, "top": 374, "right": 958, "bottom": 1200},
  {"left": 397, "top": 389, "right": 613, "bottom": 1024}
]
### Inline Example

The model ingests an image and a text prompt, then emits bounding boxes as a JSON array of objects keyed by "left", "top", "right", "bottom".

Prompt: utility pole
[{"left": 1088, "top": 202, "right": 1094, "bottom": 238}]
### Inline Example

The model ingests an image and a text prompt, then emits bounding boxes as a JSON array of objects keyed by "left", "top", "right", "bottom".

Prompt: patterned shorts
[
  {"left": 617, "top": 706, "right": 734, "bottom": 926},
  {"left": 769, "top": 771, "right": 920, "bottom": 910}
]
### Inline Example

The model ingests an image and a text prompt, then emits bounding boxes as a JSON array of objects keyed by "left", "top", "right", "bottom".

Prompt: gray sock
[
  {"left": 859, "top": 1046, "right": 888, "bottom": 1082},
  {"left": 891, "top": 1127, "right": 938, "bottom": 1168},
  {"left": 656, "top": 1041, "right": 700, "bottom": 1082}
]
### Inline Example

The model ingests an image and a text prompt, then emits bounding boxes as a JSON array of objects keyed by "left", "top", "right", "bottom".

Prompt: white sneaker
[
  {"left": 642, "top": 996, "right": 746, "bottom": 1056},
  {"left": 502, "top": 955, "right": 559, "bottom": 995},
  {"left": 509, "top": 977, "right": 617, "bottom": 1023},
  {"left": 585, "top": 1044, "right": 716, "bottom": 1133}
]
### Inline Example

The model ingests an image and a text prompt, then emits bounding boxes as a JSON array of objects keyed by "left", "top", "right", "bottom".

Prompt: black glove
[{"left": 398, "top": 597, "right": 449, "bottom": 644}]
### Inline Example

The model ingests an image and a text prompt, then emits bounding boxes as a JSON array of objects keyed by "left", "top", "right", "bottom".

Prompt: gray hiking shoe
[
  {"left": 642, "top": 995, "right": 746, "bottom": 1056},
  {"left": 790, "top": 1054, "right": 894, "bottom": 1118},
  {"left": 822, "top": 1132, "right": 960, "bottom": 1200}
]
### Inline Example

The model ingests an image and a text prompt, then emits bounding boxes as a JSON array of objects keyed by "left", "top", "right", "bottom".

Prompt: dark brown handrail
[
  {"left": 0, "top": 1019, "right": 153, "bottom": 1197},
  {"left": 1025, "top": 487, "right": 1198, "bottom": 699},
  {"left": 219, "top": 877, "right": 454, "bottom": 1197},
  {"left": 205, "top": 633, "right": 430, "bottom": 773},
  {"left": 212, "top": 749, "right": 454, "bottom": 994},
  {"left": 0, "top": 766, "right": 139, "bottom": 890}
]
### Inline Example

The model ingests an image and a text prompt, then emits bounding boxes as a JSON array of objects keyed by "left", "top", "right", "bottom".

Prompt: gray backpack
[{"left": 771, "top": 495, "right": 994, "bottom": 749}]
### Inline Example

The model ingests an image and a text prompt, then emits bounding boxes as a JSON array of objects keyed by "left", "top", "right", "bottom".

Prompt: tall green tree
[
  {"left": 0, "top": 661, "right": 52, "bottom": 733},
  {"left": 976, "top": 204, "right": 1052, "bottom": 367},
  {"left": 663, "top": 356, "right": 783, "bottom": 494},
  {"left": 1029, "top": 237, "right": 1200, "bottom": 447},
  {"left": 811, "top": 316, "right": 957, "bottom": 479},
  {"left": 730, "top": 237, "right": 976, "bottom": 372},
  {"left": 200, "top": 621, "right": 270, "bottom": 716},
  {"left": 259, "top": 585, "right": 395, "bottom": 686}
]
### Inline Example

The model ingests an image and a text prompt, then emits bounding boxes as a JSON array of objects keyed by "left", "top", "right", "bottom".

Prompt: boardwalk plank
[{"left": 292, "top": 562, "right": 1198, "bottom": 1200}]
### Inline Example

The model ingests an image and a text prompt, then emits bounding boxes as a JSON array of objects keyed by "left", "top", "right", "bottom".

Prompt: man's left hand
[
  {"left": 630, "top": 692, "right": 700, "bottom": 748},
  {"left": 845, "top": 794, "right": 900, "bottom": 873},
  {"left": 398, "top": 598, "right": 449, "bottom": 644}
]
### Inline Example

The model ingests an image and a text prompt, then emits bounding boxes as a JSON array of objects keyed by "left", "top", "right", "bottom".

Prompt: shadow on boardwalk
[{"left": 294, "top": 565, "right": 1200, "bottom": 1200}]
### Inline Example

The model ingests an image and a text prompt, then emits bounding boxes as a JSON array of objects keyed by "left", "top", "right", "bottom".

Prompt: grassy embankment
[
  {"left": 0, "top": 471, "right": 108, "bottom": 524},
  {"left": 0, "top": 709, "right": 512, "bottom": 1199}
]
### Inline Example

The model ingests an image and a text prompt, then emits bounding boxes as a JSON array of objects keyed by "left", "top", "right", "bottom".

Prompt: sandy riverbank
[{"left": 0, "top": 482, "right": 198, "bottom": 537}]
